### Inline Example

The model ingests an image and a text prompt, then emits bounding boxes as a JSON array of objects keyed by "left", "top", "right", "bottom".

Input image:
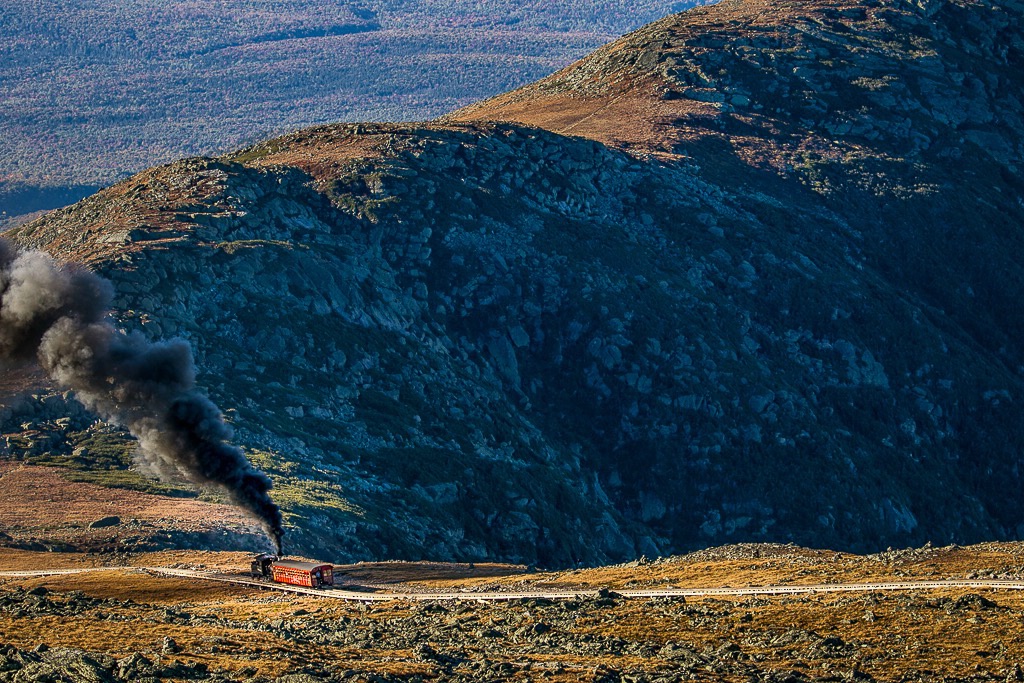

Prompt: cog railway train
[{"left": 251, "top": 554, "right": 334, "bottom": 588}]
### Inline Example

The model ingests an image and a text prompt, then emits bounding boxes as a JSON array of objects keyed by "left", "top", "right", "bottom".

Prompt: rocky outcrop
[
  {"left": 0, "top": 641, "right": 209, "bottom": 683},
  {"left": 5, "top": 0, "right": 1024, "bottom": 566}
]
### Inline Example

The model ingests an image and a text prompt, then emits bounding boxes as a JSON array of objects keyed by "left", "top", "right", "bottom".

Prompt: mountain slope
[
  {"left": 452, "top": 0, "right": 1024, "bottom": 367},
  {"left": 0, "top": 0, "right": 696, "bottom": 223},
  {"left": 4, "top": 0, "right": 1024, "bottom": 566}
]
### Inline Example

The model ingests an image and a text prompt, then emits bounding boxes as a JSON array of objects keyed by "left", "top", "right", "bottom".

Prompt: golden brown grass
[
  {"left": 0, "top": 549, "right": 107, "bottom": 571},
  {"left": 335, "top": 560, "right": 533, "bottom": 589},
  {"left": 451, "top": 85, "right": 714, "bottom": 160},
  {"left": 3, "top": 544, "right": 1024, "bottom": 681},
  {"left": 0, "top": 463, "right": 258, "bottom": 550}
]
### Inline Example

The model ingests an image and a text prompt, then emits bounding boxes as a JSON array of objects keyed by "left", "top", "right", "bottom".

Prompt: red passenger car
[{"left": 269, "top": 560, "right": 334, "bottom": 588}]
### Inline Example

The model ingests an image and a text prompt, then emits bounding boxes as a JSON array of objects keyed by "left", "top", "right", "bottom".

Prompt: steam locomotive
[{"left": 250, "top": 554, "right": 335, "bottom": 588}]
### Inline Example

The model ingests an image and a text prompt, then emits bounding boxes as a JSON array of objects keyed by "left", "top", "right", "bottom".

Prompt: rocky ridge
[{"left": 4, "top": 0, "right": 1024, "bottom": 566}]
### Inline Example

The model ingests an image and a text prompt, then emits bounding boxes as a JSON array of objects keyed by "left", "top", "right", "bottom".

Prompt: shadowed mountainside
[{"left": 3, "top": 0, "right": 1024, "bottom": 566}]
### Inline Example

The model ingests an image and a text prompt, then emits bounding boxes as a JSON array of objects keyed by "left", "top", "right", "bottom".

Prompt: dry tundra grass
[{"left": 2, "top": 544, "right": 1024, "bottom": 681}]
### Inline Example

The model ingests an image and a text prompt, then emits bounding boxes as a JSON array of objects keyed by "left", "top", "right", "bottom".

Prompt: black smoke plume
[{"left": 0, "top": 239, "right": 284, "bottom": 553}]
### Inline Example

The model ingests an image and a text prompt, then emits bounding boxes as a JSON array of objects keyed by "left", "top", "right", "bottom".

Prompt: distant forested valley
[{"left": 0, "top": 0, "right": 698, "bottom": 221}]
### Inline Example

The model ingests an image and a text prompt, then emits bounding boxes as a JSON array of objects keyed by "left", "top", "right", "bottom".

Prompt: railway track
[
  {"left": 4, "top": 566, "right": 1024, "bottom": 602},
  {"left": 0, "top": 567, "right": 133, "bottom": 578}
]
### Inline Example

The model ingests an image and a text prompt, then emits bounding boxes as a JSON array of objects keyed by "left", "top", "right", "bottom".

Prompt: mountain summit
[{"left": 4, "top": 0, "right": 1023, "bottom": 565}]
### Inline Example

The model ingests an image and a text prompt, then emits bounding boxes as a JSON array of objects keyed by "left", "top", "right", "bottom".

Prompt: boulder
[{"left": 88, "top": 517, "right": 121, "bottom": 530}]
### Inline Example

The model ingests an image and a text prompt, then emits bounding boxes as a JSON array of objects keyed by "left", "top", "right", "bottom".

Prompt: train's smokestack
[{"left": 0, "top": 239, "right": 284, "bottom": 551}]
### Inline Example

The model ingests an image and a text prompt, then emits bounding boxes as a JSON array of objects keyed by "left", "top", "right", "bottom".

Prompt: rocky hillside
[
  {"left": 4, "top": 0, "right": 1024, "bottom": 566},
  {"left": 0, "top": 0, "right": 695, "bottom": 223}
]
